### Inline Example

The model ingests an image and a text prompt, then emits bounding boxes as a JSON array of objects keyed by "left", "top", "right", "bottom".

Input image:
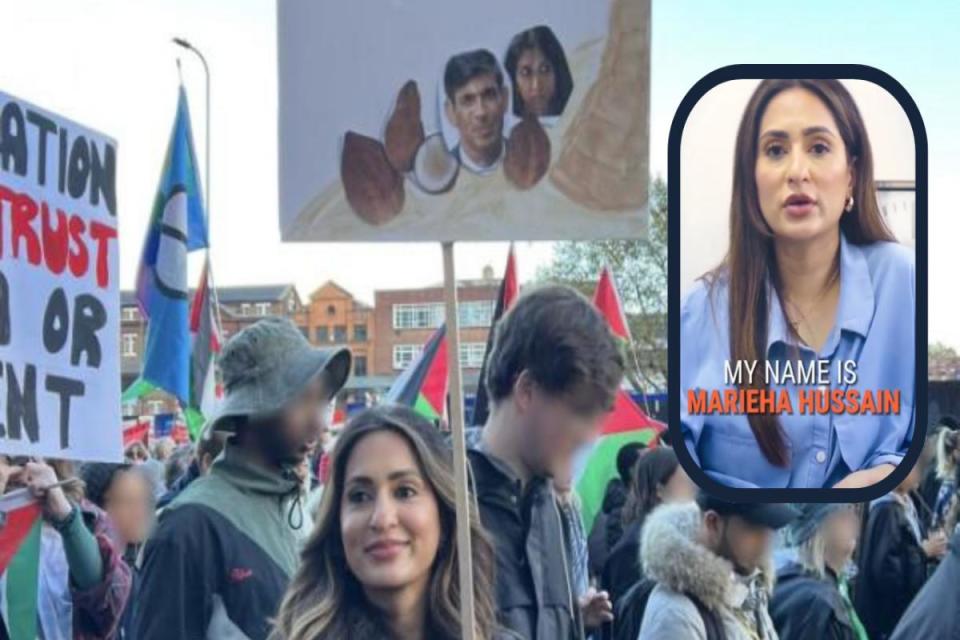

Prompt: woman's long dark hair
[
  {"left": 270, "top": 404, "right": 498, "bottom": 640},
  {"left": 707, "top": 79, "right": 895, "bottom": 467},
  {"left": 504, "top": 25, "right": 573, "bottom": 117},
  {"left": 622, "top": 447, "right": 679, "bottom": 526}
]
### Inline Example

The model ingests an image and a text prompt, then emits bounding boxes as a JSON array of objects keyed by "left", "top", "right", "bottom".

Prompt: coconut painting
[{"left": 278, "top": 0, "right": 650, "bottom": 242}]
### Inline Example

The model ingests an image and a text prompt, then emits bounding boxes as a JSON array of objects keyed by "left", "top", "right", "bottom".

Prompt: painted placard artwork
[{"left": 278, "top": 0, "right": 650, "bottom": 242}]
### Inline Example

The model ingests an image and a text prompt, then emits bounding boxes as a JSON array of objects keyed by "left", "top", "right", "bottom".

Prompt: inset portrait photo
[{"left": 671, "top": 70, "right": 925, "bottom": 497}]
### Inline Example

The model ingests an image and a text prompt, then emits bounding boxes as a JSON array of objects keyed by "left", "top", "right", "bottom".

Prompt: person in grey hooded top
[{"left": 638, "top": 494, "right": 796, "bottom": 640}]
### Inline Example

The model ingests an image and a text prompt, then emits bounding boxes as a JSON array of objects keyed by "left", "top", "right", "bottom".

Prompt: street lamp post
[{"left": 172, "top": 37, "right": 224, "bottom": 333}]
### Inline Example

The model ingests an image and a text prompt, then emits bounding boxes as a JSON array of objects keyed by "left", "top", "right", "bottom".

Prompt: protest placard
[{"left": 0, "top": 91, "right": 120, "bottom": 462}]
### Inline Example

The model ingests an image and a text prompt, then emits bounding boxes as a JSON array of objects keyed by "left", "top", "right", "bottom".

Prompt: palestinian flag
[
  {"left": 188, "top": 258, "right": 223, "bottom": 438},
  {"left": 385, "top": 325, "right": 449, "bottom": 422},
  {"left": 574, "top": 267, "right": 665, "bottom": 533},
  {"left": 0, "top": 490, "right": 42, "bottom": 640},
  {"left": 471, "top": 244, "right": 518, "bottom": 426}
]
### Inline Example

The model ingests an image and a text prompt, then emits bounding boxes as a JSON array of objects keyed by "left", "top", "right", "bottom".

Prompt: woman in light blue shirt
[{"left": 681, "top": 79, "right": 914, "bottom": 489}]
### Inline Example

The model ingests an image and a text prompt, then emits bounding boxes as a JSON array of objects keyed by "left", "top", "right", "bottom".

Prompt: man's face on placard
[{"left": 445, "top": 73, "right": 507, "bottom": 167}]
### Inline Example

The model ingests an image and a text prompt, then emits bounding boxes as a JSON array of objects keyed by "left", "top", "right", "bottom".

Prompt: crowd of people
[{"left": 1, "top": 284, "right": 958, "bottom": 639}]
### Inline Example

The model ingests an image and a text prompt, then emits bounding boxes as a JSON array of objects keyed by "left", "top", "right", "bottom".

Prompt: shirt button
[{"left": 815, "top": 450, "right": 827, "bottom": 464}]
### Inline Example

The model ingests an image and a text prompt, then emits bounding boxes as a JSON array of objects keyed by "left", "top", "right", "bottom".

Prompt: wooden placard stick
[{"left": 441, "top": 241, "right": 476, "bottom": 640}]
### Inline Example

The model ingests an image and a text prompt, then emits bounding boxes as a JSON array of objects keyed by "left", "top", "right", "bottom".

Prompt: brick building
[
  {"left": 372, "top": 267, "right": 499, "bottom": 393},
  {"left": 297, "top": 281, "right": 379, "bottom": 392}
]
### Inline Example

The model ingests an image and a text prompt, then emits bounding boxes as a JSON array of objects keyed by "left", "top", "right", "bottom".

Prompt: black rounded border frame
[{"left": 667, "top": 64, "right": 928, "bottom": 504}]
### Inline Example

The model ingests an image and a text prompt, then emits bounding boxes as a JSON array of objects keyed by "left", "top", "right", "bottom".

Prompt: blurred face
[
  {"left": 822, "top": 507, "right": 859, "bottom": 567},
  {"left": 658, "top": 466, "right": 697, "bottom": 504},
  {"left": 445, "top": 73, "right": 506, "bottom": 166},
  {"left": 341, "top": 430, "right": 441, "bottom": 596},
  {"left": 755, "top": 87, "right": 853, "bottom": 244},
  {"left": 515, "top": 47, "right": 556, "bottom": 116},
  {"left": 515, "top": 372, "right": 606, "bottom": 478},
  {"left": 705, "top": 512, "right": 774, "bottom": 575},
  {"left": 105, "top": 470, "right": 153, "bottom": 545},
  {"left": 125, "top": 443, "right": 148, "bottom": 464},
  {"left": 261, "top": 376, "right": 330, "bottom": 466}
]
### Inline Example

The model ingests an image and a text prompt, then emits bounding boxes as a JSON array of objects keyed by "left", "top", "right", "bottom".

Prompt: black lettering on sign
[
  {"left": 66, "top": 135, "right": 90, "bottom": 202},
  {"left": 89, "top": 142, "right": 116, "bottom": 217},
  {"left": 0, "top": 101, "right": 27, "bottom": 176},
  {"left": 4, "top": 362, "right": 39, "bottom": 443},
  {"left": 71, "top": 293, "right": 106, "bottom": 368},
  {"left": 0, "top": 271, "right": 8, "bottom": 346},
  {"left": 43, "top": 288, "right": 70, "bottom": 355},
  {"left": 25, "top": 110, "right": 56, "bottom": 187},
  {"left": 46, "top": 374, "right": 84, "bottom": 449}
]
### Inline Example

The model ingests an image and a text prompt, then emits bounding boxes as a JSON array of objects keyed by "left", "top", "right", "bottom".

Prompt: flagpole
[
  {"left": 441, "top": 241, "right": 476, "bottom": 640},
  {"left": 173, "top": 37, "right": 225, "bottom": 336}
]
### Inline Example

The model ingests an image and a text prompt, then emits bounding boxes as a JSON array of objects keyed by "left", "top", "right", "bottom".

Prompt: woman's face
[
  {"left": 754, "top": 87, "right": 853, "bottom": 244},
  {"left": 105, "top": 470, "right": 153, "bottom": 545},
  {"left": 658, "top": 466, "right": 697, "bottom": 503},
  {"left": 822, "top": 507, "right": 859, "bottom": 564},
  {"left": 340, "top": 430, "right": 441, "bottom": 595},
  {"left": 515, "top": 47, "right": 556, "bottom": 116}
]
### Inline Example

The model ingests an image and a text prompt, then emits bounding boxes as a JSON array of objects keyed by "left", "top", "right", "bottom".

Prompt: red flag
[
  {"left": 593, "top": 266, "right": 631, "bottom": 342},
  {"left": 471, "top": 244, "right": 518, "bottom": 426}
]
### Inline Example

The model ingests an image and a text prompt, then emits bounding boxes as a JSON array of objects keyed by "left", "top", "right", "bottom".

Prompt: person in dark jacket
[
  {"left": 587, "top": 442, "right": 645, "bottom": 579},
  {"left": 601, "top": 446, "right": 695, "bottom": 607},
  {"left": 770, "top": 503, "right": 867, "bottom": 640},
  {"left": 134, "top": 317, "right": 351, "bottom": 640},
  {"left": 890, "top": 527, "right": 960, "bottom": 639},
  {"left": 472, "top": 285, "right": 624, "bottom": 640},
  {"left": 155, "top": 423, "right": 227, "bottom": 510},
  {"left": 854, "top": 462, "right": 948, "bottom": 640}
]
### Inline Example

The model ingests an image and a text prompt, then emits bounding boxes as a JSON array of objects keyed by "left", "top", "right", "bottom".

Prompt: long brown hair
[
  {"left": 621, "top": 447, "right": 679, "bottom": 526},
  {"left": 270, "top": 404, "right": 498, "bottom": 640},
  {"left": 709, "top": 79, "right": 895, "bottom": 466}
]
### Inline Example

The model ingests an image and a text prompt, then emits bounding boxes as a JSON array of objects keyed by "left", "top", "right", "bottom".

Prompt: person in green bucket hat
[{"left": 135, "top": 316, "right": 351, "bottom": 640}]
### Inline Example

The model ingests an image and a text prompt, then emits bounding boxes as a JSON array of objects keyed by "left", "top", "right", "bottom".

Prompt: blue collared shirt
[{"left": 680, "top": 232, "right": 915, "bottom": 488}]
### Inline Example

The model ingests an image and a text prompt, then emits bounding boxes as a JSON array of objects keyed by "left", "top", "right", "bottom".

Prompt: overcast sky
[{"left": 1, "top": 0, "right": 956, "bottom": 347}]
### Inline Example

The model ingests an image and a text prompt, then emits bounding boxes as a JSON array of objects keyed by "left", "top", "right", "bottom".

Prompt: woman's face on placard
[
  {"left": 754, "top": 87, "right": 853, "bottom": 243},
  {"left": 516, "top": 46, "right": 556, "bottom": 116},
  {"left": 340, "top": 430, "right": 441, "bottom": 595}
]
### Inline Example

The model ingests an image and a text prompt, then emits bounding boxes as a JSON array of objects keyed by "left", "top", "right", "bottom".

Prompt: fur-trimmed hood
[{"left": 640, "top": 502, "right": 775, "bottom": 612}]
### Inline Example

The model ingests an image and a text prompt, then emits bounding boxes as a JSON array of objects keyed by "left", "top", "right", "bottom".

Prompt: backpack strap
[{"left": 686, "top": 592, "right": 727, "bottom": 640}]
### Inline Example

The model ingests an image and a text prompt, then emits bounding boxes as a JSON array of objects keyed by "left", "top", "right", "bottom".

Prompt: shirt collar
[
  {"left": 457, "top": 139, "right": 505, "bottom": 175},
  {"left": 765, "top": 231, "right": 875, "bottom": 352}
]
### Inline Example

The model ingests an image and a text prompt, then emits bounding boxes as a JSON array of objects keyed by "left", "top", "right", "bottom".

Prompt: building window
[
  {"left": 121, "top": 306, "right": 139, "bottom": 322},
  {"left": 354, "top": 355, "right": 368, "bottom": 377},
  {"left": 327, "top": 304, "right": 337, "bottom": 317},
  {"left": 256, "top": 302, "right": 271, "bottom": 316},
  {"left": 333, "top": 325, "right": 347, "bottom": 342},
  {"left": 287, "top": 296, "right": 297, "bottom": 313},
  {"left": 147, "top": 400, "right": 165, "bottom": 415},
  {"left": 240, "top": 303, "right": 253, "bottom": 316},
  {"left": 459, "top": 342, "right": 486, "bottom": 368},
  {"left": 393, "top": 344, "right": 424, "bottom": 370},
  {"left": 315, "top": 326, "right": 329, "bottom": 342},
  {"left": 393, "top": 303, "right": 444, "bottom": 329},
  {"left": 353, "top": 324, "right": 368, "bottom": 342},
  {"left": 459, "top": 300, "right": 495, "bottom": 328},
  {"left": 122, "top": 333, "right": 137, "bottom": 357}
]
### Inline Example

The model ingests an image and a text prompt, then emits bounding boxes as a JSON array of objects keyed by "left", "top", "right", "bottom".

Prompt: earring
[{"left": 844, "top": 195, "right": 855, "bottom": 212}]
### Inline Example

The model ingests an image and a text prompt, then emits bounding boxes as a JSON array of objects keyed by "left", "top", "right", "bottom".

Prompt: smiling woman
[
  {"left": 270, "top": 404, "right": 500, "bottom": 640},
  {"left": 680, "top": 78, "right": 916, "bottom": 490}
]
